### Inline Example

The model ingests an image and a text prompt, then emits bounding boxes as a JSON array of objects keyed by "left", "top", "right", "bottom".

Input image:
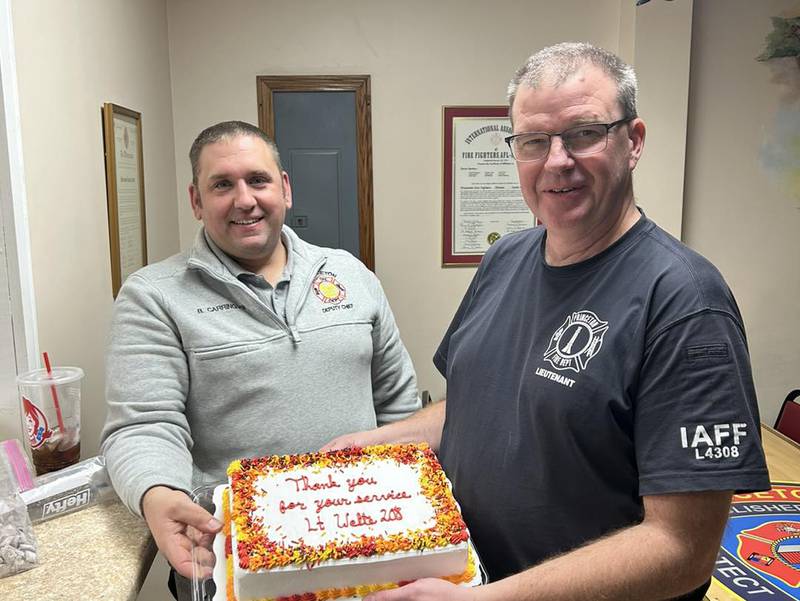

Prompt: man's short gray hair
[
  {"left": 189, "top": 120, "right": 283, "bottom": 185},
  {"left": 507, "top": 42, "right": 638, "bottom": 120}
]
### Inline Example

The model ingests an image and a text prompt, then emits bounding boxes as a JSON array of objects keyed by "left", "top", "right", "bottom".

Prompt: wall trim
[{"left": 0, "top": 0, "right": 39, "bottom": 373}]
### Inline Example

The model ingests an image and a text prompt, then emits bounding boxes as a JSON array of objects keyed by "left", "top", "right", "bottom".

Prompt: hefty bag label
[{"left": 30, "top": 485, "right": 93, "bottom": 521}]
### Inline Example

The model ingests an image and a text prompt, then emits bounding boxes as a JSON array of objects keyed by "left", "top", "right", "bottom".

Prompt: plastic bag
[
  {"left": 0, "top": 445, "right": 38, "bottom": 578},
  {"left": 20, "top": 455, "right": 117, "bottom": 523}
]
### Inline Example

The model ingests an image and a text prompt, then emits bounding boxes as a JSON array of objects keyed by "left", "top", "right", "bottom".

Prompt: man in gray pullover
[{"left": 100, "top": 121, "right": 419, "bottom": 592}]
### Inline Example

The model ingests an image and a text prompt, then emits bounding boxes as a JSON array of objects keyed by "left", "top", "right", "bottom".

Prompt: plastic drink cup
[{"left": 17, "top": 367, "right": 83, "bottom": 475}]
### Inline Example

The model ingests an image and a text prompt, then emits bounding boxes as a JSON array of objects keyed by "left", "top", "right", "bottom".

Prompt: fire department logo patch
[
  {"left": 313, "top": 274, "right": 346, "bottom": 305},
  {"left": 543, "top": 310, "right": 608, "bottom": 374},
  {"left": 738, "top": 521, "right": 800, "bottom": 587},
  {"left": 712, "top": 484, "right": 800, "bottom": 598}
]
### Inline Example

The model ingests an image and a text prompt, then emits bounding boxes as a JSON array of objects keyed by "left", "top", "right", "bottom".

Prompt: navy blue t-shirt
[{"left": 435, "top": 215, "right": 769, "bottom": 590}]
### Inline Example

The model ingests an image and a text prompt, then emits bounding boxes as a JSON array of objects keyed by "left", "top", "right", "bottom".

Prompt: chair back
[{"left": 775, "top": 389, "right": 800, "bottom": 444}]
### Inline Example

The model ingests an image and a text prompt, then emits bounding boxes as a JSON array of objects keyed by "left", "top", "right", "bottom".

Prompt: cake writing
[
  {"left": 348, "top": 476, "right": 377, "bottom": 491},
  {"left": 285, "top": 473, "right": 341, "bottom": 491},
  {"left": 274, "top": 467, "right": 419, "bottom": 533},
  {"left": 284, "top": 473, "right": 389, "bottom": 494},
  {"left": 278, "top": 499, "right": 307, "bottom": 513},
  {"left": 280, "top": 486, "right": 414, "bottom": 518},
  {"left": 303, "top": 506, "right": 405, "bottom": 531},
  {"left": 347, "top": 506, "right": 401, "bottom": 526}
]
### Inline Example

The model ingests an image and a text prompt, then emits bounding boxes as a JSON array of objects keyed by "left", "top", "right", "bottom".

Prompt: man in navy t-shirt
[{"left": 324, "top": 42, "right": 769, "bottom": 601}]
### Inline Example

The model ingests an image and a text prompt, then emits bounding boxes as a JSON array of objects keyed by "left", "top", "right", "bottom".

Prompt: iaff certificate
[{"left": 451, "top": 117, "right": 534, "bottom": 255}]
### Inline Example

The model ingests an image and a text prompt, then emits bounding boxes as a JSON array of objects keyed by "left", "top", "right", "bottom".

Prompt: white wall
[
  {"left": 684, "top": 0, "right": 800, "bottom": 426},
  {"left": 11, "top": 0, "right": 179, "bottom": 456},
  {"left": 633, "top": 0, "right": 693, "bottom": 237},
  {"left": 166, "top": 0, "right": 638, "bottom": 400}
]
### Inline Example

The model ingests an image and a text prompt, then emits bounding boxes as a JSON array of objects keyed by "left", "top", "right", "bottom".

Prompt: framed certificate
[
  {"left": 102, "top": 103, "right": 147, "bottom": 297},
  {"left": 442, "top": 106, "right": 535, "bottom": 266}
]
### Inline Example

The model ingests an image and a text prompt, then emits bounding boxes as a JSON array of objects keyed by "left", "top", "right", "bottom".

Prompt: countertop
[{"left": 0, "top": 498, "right": 156, "bottom": 601}]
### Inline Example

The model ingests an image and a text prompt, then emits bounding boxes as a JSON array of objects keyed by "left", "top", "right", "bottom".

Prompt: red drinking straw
[{"left": 42, "top": 352, "right": 66, "bottom": 432}]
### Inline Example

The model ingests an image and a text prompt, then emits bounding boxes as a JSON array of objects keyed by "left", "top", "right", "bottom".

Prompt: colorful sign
[{"left": 713, "top": 483, "right": 800, "bottom": 599}]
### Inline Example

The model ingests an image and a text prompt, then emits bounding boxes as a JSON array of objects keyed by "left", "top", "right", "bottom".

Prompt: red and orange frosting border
[{"left": 226, "top": 443, "right": 469, "bottom": 571}]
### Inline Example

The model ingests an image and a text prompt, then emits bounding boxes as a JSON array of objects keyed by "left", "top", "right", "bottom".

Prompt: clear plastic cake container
[{"left": 189, "top": 482, "right": 486, "bottom": 601}]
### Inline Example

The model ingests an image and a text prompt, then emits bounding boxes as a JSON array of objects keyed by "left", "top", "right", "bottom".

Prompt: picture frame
[
  {"left": 442, "top": 105, "right": 535, "bottom": 266},
  {"left": 102, "top": 103, "right": 147, "bottom": 297}
]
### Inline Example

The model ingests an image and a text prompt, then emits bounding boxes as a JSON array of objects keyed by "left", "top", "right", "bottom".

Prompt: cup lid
[{"left": 16, "top": 366, "right": 84, "bottom": 385}]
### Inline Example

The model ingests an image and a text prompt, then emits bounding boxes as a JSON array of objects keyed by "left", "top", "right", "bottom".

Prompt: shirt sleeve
[
  {"left": 366, "top": 270, "right": 421, "bottom": 425},
  {"left": 634, "top": 310, "right": 770, "bottom": 495},
  {"left": 433, "top": 264, "right": 484, "bottom": 378},
  {"left": 100, "top": 273, "right": 195, "bottom": 516}
]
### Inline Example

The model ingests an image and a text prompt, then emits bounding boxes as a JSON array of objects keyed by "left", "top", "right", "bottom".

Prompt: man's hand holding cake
[
  {"left": 321, "top": 401, "right": 446, "bottom": 454},
  {"left": 141, "top": 486, "right": 221, "bottom": 581}
]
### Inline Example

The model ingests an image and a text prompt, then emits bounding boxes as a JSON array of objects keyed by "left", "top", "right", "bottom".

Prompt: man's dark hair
[{"left": 189, "top": 121, "right": 283, "bottom": 185}]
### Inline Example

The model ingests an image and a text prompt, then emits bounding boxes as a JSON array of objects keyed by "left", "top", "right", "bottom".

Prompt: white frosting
[{"left": 252, "top": 460, "right": 436, "bottom": 548}]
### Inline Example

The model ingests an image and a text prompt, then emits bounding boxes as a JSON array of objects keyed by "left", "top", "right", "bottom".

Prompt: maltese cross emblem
[{"left": 543, "top": 310, "right": 609, "bottom": 374}]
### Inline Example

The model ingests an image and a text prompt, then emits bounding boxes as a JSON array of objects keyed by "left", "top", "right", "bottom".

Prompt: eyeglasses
[{"left": 504, "top": 118, "right": 633, "bottom": 162}]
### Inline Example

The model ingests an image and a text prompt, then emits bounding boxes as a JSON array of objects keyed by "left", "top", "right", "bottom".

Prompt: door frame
[
  {"left": 256, "top": 75, "right": 374, "bottom": 270},
  {"left": 1, "top": 0, "right": 39, "bottom": 441}
]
